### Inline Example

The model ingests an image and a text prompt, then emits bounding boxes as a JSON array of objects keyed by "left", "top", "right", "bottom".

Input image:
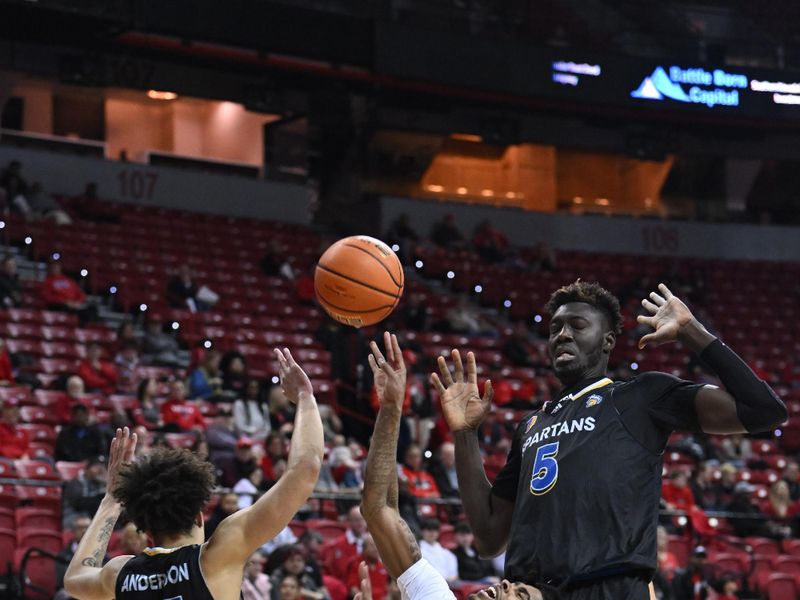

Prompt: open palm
[
  {"left": 637, "top": 283, "right": 696, "bottom": 349},
  {"left": 431, "top": 349, "right": 493, "bottom": 433},
  {"left": 368, "top": 332, "right": 406, "bottom": 410},
  {"left": 275, "top": 348, "right": 313, "bottom": 403}
]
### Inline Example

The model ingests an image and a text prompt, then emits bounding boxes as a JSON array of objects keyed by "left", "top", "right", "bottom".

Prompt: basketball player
[
  {"left": 434, "top": 281, "right": 787, "bottom": 599},
  {"left": 359, "top": 332, "right": 561, "bottom": 599},
  {"left": 63, "top": 348, "right": 324, "bottom": 600}
]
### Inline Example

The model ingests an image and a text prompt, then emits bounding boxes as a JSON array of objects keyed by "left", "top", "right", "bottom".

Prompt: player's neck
[
  {"left": 152, "top": 531, "right": 203, "bottom": 549},
  {"left": 557, "top": 365, "right": 607, "bottom": 390}
]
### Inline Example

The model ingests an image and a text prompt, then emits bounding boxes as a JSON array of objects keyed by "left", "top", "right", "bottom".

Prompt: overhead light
[
  {"left": 481, "top": 189, "right": 494, "bottom": 197},
  {"left": 147, "top": 90, "right": 178, "bottom": 101},
  {"left": 456, "top": 187, "right": 468, "bottom": 195},
  {"left": 427, "top": 184, "right": 444, "bottom": 192},
  {"left": 595, "top": 198, "right": 610, "bottom": 206},
  {"left": 573, "top": 196, "right": 584, "bottom": 204},
  {"left": 450, "top": 133, "right": 483, "bottom": 143}
]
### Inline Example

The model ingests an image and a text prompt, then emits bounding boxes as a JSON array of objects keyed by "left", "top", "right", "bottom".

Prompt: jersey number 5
[{"left": 529, "top": 441, "right": 559, "bottom": 496}]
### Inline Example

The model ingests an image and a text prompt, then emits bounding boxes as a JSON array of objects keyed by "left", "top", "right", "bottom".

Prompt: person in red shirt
[
  {"left": 346, "top": 534, "right": 388, "bottom": 600},
  {"left": 324, "top": 506, "right": 368, "bottom": 579},
  {"left": 161, "top": 380, "right": 206, "bottom": 432},
  {"left": 0, "top": 401, "right": 30, "bottom": 458},
  {"left": 77, "top": 343, "right": 118, "bottom": 394},
  {"left": 662, "top": 470, "right": 696, "bottom": 511},
  {"left": 0, "top": 338, "right": 14, "bottom": 385},
  {"left": 40, "top": 259, "right": 95, "bottom": 325},
  {"left": 55, "top": 375, "right": 87, "bottom": 424},
  {"left": 399, "top": 444, "right": 440, "bottom": 500}
]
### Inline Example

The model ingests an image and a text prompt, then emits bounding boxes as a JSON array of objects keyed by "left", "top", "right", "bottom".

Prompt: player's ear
[{"left": 603, "top": 331, "right": 616, "bottom": 354}]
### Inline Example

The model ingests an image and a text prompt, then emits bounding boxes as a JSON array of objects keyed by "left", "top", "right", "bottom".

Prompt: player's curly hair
[
  {"left": 113, "top": 448, "right": 215, "bottom": 538},
  {"left": 546, "top": 280, "right": 623, "bottom": 335}
]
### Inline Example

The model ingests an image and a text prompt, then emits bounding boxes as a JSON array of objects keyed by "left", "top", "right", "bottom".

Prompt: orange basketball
[{"left": 314, "top": 236, "right": 404, "bottom": 328}]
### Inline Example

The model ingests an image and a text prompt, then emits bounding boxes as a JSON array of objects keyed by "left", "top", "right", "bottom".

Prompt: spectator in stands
[
  {"left": 428, "top": 441, "right": 459, "bottom": 499},
  {"left": 41, "top": 258, "right": 94, "bottom": 321},
  {"left": 260, "top": 524, "right": 298, "bottom": 558},
  {"left": 219, "top": 436, "right": 258, "bottom": 488},
  {"left": 400, "top": 443, "right": 440, "bottom": 500},
  {"left": 327, "top": 506, "right": 368, "bottom": 578},
  {"left": 783, "top": 461, "right": 800, "bottom": 501},
  {"left": 711, "top": 463, "right": 737, "bottom": 510},
  {"left": 402, "top": 293, "right": 428, "bottom": 332},
  {"left": 54, "top": 375, "right": 86, "bottom": 423},
  {"left": 55, "top": 514, "right": 92, "bottom": 593},
  {"left": 114, "top": 341, "right": 140, "bottom": 393},
  {"left": 328, "top": 435, "right": 363, "bottom": 490},
  {"left": 0, "top": 338, "right": 14, "bottom": 386},
  {"left": 0, "top": 399, "right": 29, "bottom": 458},
  {"left": 142, "top": 314, "right": 183, "bottom": 367},
  {"left": 204, "top": 491, "right": 239, "bottom": 538},
  {"left": 502, "top": 321, "right": 540, "bottom": 368},
  {"left": 716, "top": 576, "right": 739, "bottom": 600},
  {"left": 221, "top": 351, "right": 249, "bottom": 399},
  {"left": 78, "top": 342, "right": 118, "bottom": 394},
  {"left": 452, "top": 521, "right": 497, "bottom": 583},
  {"left": 268, "top": 385, "right": 296, "bottom": 434},
  {"left": 114, "top": 521, "right": 148, "bottom": 557},
  {"left": 430, "top": 213, "right": 463, "bottom": 249},
  {"left": 234, "top": 379, "right": 271, "bottom": 441},
  {"left": 688, "top": 463, "right": 717, "bottom": 510},
  {"left": 444, "top": 295, "right": 489, "bottom": 335},
  {"left": 27, "top": 182, "right": 72, "bottom": 225},
  {"left": 293, "top": 266, "right": 316, "bottom": 305},
  {"left": 0, "top": 160, "right": 29, "bottom": 212},
  {"left": 261, "top": 431, "right": 289, "bottom": 481},
  {"left": 726, "top": 481, "right": 790, "bottom": 539},
  {"left": 70, "top": 182, "right": 119, "bottom": 222},
  {"left": 717, "top": 433, "right": 752, "bottom": 467},
  {"left": 297, "top": 530, "right": 325, "bottom": 577},
  {"left": 167, "top": 264, "right": 211, "bottom": 312},
  {"left": 0, "top": 255, "right": 22, "bottom": 307},
  {"left": 345, "top": 534, "right": 388, "bottom": 599},
  {"left": 54, "top": 403, "right": 105, "bottom": 462},
  {"left": 530, "top": 241, "right": 557, "bottom": 272},
  {"left": 275, "top": 574, "right": 302, "bottom": 600},
  {"left": 160, "top": 379, "right": 206, "bottom": 432},
  {"left": 133, "top": 377, "right": 161, "bottom": 428},
  {"left": 207, "top": 404, "right": 239, "bottom": 464},
  {"left": 662, "top": 470, "right": 696, "bottom": 512},
  {"left": 62, "top": 455, "right": 107, "bottom": 527},
  {"left": 242, "top": 552, "right": 271, "bottom": 600},
  {"left": 671, "top": 546, "right": 714, "bottom": 600},
  {"left": 115, "top": 320, "right": 140, "bottom": 352},
  {"left": 190, "top": 349, "right": 224, "bottom": 401},
  {"left": 269, "top": 545, "right": 330, "bottom": 600},
  {"left": 234, "top": 464, "right": 265, "bottom": 509},
  {"left": 764, "top": 480, "right": 800, "bottom": 535},
  {"left": 419, "top": 518, "right": 458, "bottom": 584},
  {"left": 259, "top": 241, "right": 294, "bottom": 279},
  {"left": 473, "top": 219, "right": 509, "bottom": 263},
  {"left": 385, "top": 213, "right": 419, "bottom": 263},
  {"left": 656, "top": 525, "right": 679, "bottom": 581}
]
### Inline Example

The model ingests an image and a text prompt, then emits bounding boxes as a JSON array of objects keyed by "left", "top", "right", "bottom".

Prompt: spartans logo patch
[
  {"left": 525, "top": 415, "right": 538, "bottom": 432},
  {"left": 585, "top": 394, "right": 603, "bottom": 408}
]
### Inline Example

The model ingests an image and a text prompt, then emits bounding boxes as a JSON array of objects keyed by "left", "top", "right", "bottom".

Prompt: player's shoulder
[{"left": 615, "top": 371, "right": 687, "bottom": 395}]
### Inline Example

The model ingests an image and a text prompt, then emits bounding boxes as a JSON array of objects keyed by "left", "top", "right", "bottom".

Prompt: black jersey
[
  {"left": 492, "top": 373, "right": 704, "bottom": 584},
  {"left": 116, "top": 545, "right": 214, "bottom": 600}
]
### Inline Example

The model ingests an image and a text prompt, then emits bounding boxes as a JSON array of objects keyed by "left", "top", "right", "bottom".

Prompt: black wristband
[{"left": 700, "top": 339, "right": 787, "bottom": 433}]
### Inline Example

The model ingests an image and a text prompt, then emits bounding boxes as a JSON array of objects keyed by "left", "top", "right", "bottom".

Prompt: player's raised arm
[
  {"left": 64, "top": 427, "right": 138, "bottom": 600},
  {"left": 638, "top": 283, "right": 787, "bottom": 434},
  {"left": 205, "top": 348, "right": 323, "bottom": 566},
  {"left": 433, "top": 350, "right": 513, "bottom": 557}
]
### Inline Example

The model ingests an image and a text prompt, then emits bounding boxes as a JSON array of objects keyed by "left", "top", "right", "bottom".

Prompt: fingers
[
  {"left": 638, "top": 333, "right": 660, "bottom": 349},
  {"left": 637, "top": 314, "right": 656, "bottom": 328},
  {"left": 359, "top": 561, "right": 372, "bottom": 595},
  {"left": 430, "top": 372, "right": 446, "bottom": 397},
  {"left": 437, "top": 355, "right": 454, "bottom": 387},
  {"left": 466, "top": 351, "right": 477, "bottom": 384},
  {"left": 274, "top": 348, "right": 288, "bottom": 370},
  {"left": 369, "top": 340, "right": 386, "bottom": 366},
  {"left": 658, "top": 283, "right": 674, "bottom": 299},
  {"left": 282, "top": 348, "right": 296, "bottom": 366},
  {"left": 367, "top": 353, "right": 379, "bottom": 376},
  {"left": 649, "top": 291, "right": 666, "bottom": 306},
  {"left": 482, "top": 379, "right": 494, "bottom": 405},
  {"left": 383, "top": 331, "right": 394, "bottom": 365},
  {"left": 390, "top": 334, "right": 404, "bottom": 371},
  {"left": 641, "top": 298, "right": 659, "bottom": 314},
  {"left": 451, "top": 349, "right": 464, "bottom": 383}
]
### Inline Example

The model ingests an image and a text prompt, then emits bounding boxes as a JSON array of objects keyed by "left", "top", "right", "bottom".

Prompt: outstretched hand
[
  {"left": 106, "top": 427, "right": 137, "bottom": 495},
  {"left": 353, "top": 561, "right": 372, "bottom": 600},
  {"left": 637, "top": 283, "right": 696, "bottom": 349},
  {"left": 431, "top": 349, "right": 493, "bottom": 433},
  {"left": 274, "top": 347, "right": 314, "bottom": 403},
  {"left": 367, "top": 332, "right": 406, "bottom": 411}
]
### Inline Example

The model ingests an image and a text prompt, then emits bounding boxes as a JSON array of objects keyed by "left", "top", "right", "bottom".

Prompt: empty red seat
[
  {"left": 0, "top": 528, "right": 16, "bottom": 573},
  {"left": 14, "top": 460, "right": 59, "bottom": 481},
  {"left": 14, "top": 547, "right": 57, "bottom": 599},
  {"left": 15, "top": 507, "right": 60, "bottom": 530},
  {"left": 55, "top": 461, "right": 86, "bottom": 481},
  {"left": 16, "top": 527, "right": 62, "bottom": 554},
  {"left": 15, "top": 485, "right": 62, "bottom": 509},
  {"left": 0, "top": 507, "right": 13, "bottom": 530},
  {"left": 763, "top": 573, "right": 796, "bottom": 600},
  {"left": 304, "top": 519, "right": 346, "bottom": 542}
]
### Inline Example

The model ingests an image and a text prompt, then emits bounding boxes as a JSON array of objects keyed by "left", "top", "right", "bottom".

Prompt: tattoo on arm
[
  {"left": 400, "top": 518, "right": 422, "bottom": 564},
  {"left": 81, "top": 557, "right": 98, "bottom": 567},
  {"left": 84, "top": 516, "right": 116, "bottom": 567}
]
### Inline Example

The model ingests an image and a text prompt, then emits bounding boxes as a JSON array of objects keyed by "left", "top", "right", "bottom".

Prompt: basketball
[{"left": 314, "top": 235, "right": 404, "bottom": 328}]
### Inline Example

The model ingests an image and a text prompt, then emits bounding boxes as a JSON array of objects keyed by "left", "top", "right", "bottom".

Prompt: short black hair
[
  {"left": 546, "top": 280, "right": 623, "bottom": 335},
  {"left": 454, "top": 522, "right": 472, "bottom": 534},
  {"left": 420, "top": 518, "right": 441, "bottom": 531},
  {"left": 113, "top": 448, "right": 215, "bottom": 539}
]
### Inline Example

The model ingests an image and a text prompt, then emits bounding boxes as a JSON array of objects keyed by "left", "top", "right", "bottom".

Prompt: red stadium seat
[
  {"left": 773, "top": 555, "right": 800, "bottom": 577},
  {"left": 15, "top": 508, "right": 60, "bottom": 530},
  {"left": 14, "top": 547, "right": 57, "bottom": 599},
  {"left": 0, "top": 528, "right": 16, "bottom": 573},
  {"left": 0, "top": 484, "right": 18, "bottom": 509},
  {"left": 305, "top": 519, "right": 346, "bottom": 542},
  {"left": 16, "top": 527, "right": 62, "bottom": 554},
  {"left": 763, "top": 573, "right": 797, "bottom": 600},
  {"left": 748, "top": 537, "right": 780, "bottom": 556},
  {"left": 14, "top": 460, "right": 59, "bottom": 481},
  {"left": 0, "top": 507, "right": 14, "bottom": 530},
  {"left": 55, "top": 461, "right": 86, "bottom": 481},
  {"left": 15, "top": 485, "right": 62, "bottom": 509}
]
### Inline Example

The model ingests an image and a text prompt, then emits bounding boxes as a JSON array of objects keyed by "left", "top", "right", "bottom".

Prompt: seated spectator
[
  {"left": 328, "top": 435, "right": 363, "bottom": 490},
  {"left": 275, "top": 574, "right": 302, "bottom": 600},
  {"left": 62, "top": 456, "right": 107, "bottom": 527},
  {"left": 204, "top": 492, "right": 239, "bottom": 538},
  {"left": 444, "top": 296, "right": 489, "bottom": 335},
  {"left": 656, "top": 525, "right": 679, "bottom": 581},
  {"left": 141, "top": 314, "right": 183, "bottom": 367},
  {"left": 0, "top": 400, "right": 29, "bottom": 458},
  {"left": 268, "top": 386, "right": 296, "bottom": 434},
  {"left": 70, "top": 182, "right": 119, "bottom": 222},
  {"left": 345, "top": 534, "right": 388, "bottom": 599},
  {"left": 54, "top": 375, "right": 87, "bottom": 423},
  {"left": 207, "top": 405, "right": 239, "bottom": 465},
  {"left": 160, "top": 380, "right": 206, "bottom": 432},
  {"left": 27, "top": 182, "right": 72, "bottom": 224},
  {"left": 530, "top": 241, "right": 557, "bottom": 272},
  {"left": 115, "top": 320, "right": 140, "bottom": 352},
  {"left": 502, "top": 322, "right": 540, "bottom": 368},
  {"left": 234, "top": 379, "right": 271, "bottom": 441},
  {"left": 711, "top": 463, "right": 737, "bottom": 510},
  {"left": 221, "top": 351, "right": 249, "bottom": 399},
  {"left": 725, "top": 481, "right": 790, "bottom": 539},
  {"left": 55, "top": 515, "right": 92, "bottom": 591},
  {"left": 54, "top": 404, "right": 105, "bottom": 462},
  {"left": 293, "top": 266, "right": 316, "bottom": 305},
  {"left": 326, "top": 506, "right": 368, "bottom": 579},
  {"left": 259, "top": 241, "right": 294, "bottom": 278},
  {"left": 689, "top": 463, "right": 717, "bottom": 510},
  {"left": 661, "top": 470, "right": 696, "bottom": 512},
  {"left": 717, "top": 433, "right": 752, "bottom": 467},
  {"left": 318, "top": 403, "right": 343, "bottom": 442},
  {"left": 133, "top": 377, "right": 161, "bottom": 428},
  {"left": 189, "top": 349, "right": 223, "bottom": 401},
  {"left": 297, "top": 530, "right": 325, "bottom": 577},
  {"left": 430, "top": 213, "right": 463, "bottom": 249},
  {"left": 260, "top": 524, "right": 298, "bottom": 557},
  {"left": 671, "top": 546, "right": 714, "bottom": 600},
  {"left": 260, "top": 432, "right": 288, "bottom": 481},
  {"left": 0, "top": 160, "right": 29, "bottom": 213},
  {"left": 114, "top": 341, "right": 140, "bottom": 393},
  {"left": 428, "top": 441, "right": 459, "bottom": 499},
  {"left": 219, "top": 436, "right": 258, "bottom": 488},
  {"left": 399, "top": 443, "right": 440, "bottom": 500},
  {"left": 78, "top": 342, "right": 118, "bottom": 394},
  {"left": 242, "top": 552, "right": 271, "bottom": 600},
  {"left": 716, "top": 576, "right": 740, "bottom": 600},
  {"left": 419, "top": 518, "right": 458, "bottom": 584},
  {"left": 402, "top": 293, "right": 429, "bottom": 332},
  {"left": 111, "top": 521, "right": 148, "bottom": 557},
  {"left": 472, "top": 219, "right": 509, "bottom": 263},
  {"left": 783, "top": 461, "right": 800, "bottom": 501},
  {"left": 0, "top": 255, "right": 22, "bottom": 307},
  {"left": 40, "top": 258, "right": 91, "bottom": 318},
  {"left": 0, "top": 338, "right": 14, "bottom": 386},
  {"left": 764, "top": 480, "right": 800, "bottom": 535},
  {"left": 233, "top": 464, "right": 264, "bottom": 509},
  {"left": 167, "top": 264, "right": 218, "bottom": 312},
  {"left": 269, "top": 546, "right": 329, "bottom": 600},
  {"left": 452, "top": 522, "right": 497, "bottom": 583}
]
